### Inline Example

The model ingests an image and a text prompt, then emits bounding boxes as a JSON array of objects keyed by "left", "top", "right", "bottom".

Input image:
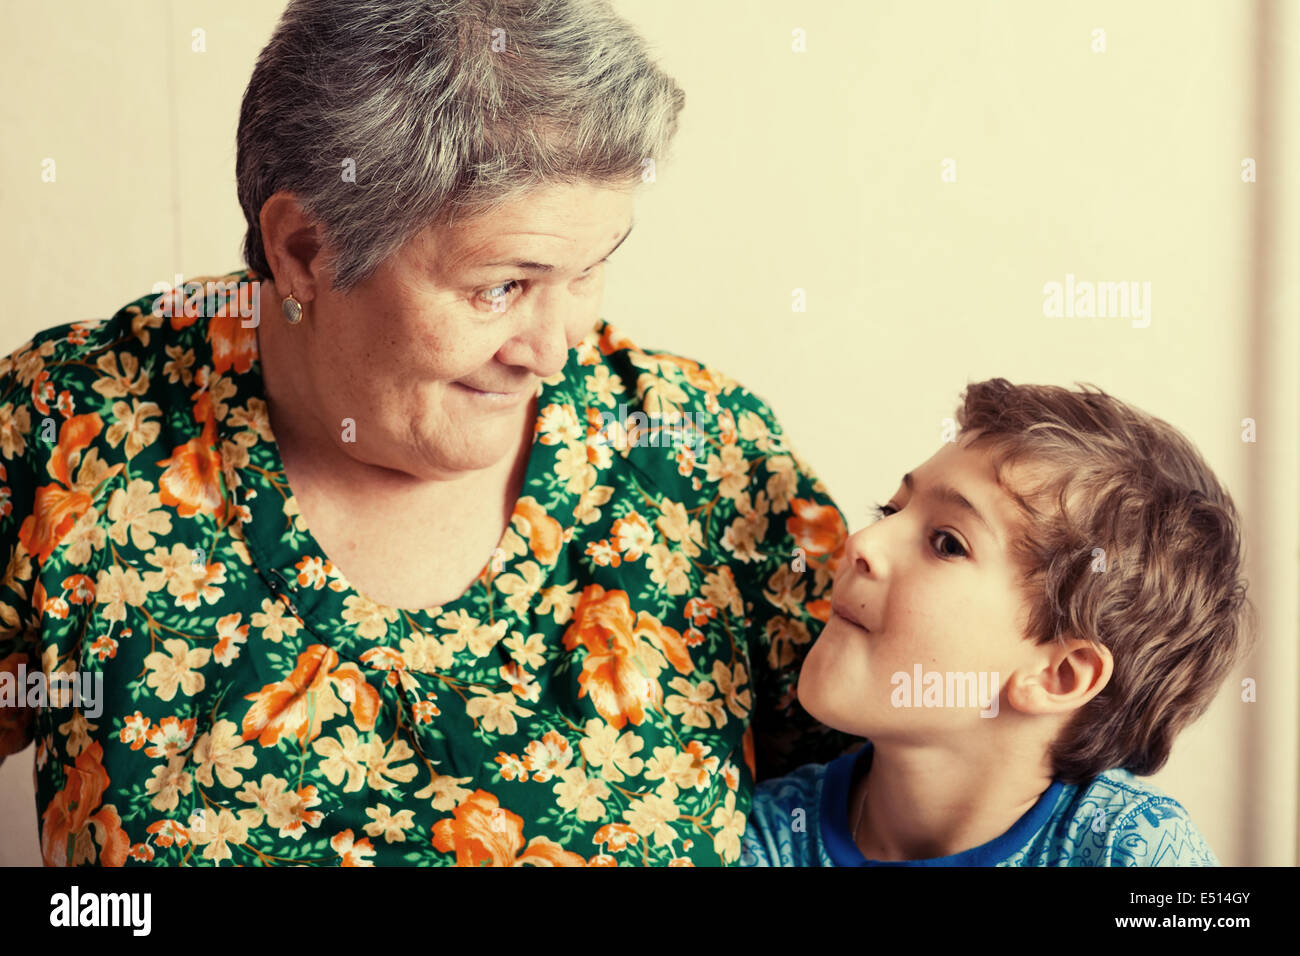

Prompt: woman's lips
[{"left": 457, "top": 382, "right": 530, "bottom": 404}]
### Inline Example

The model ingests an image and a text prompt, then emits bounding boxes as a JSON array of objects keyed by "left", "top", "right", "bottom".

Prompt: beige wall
[{"left": 1, "top": 0, "right": 1295, "bottom": 866}]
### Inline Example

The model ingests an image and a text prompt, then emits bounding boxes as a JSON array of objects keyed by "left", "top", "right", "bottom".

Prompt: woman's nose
[{"left": 499, "top": 300, "right": 572, "bottom": 378}]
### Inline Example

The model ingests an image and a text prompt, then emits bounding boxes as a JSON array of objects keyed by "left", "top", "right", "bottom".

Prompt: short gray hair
[{"left": 236, "top": 0, "right": 686, "bottom": 292}]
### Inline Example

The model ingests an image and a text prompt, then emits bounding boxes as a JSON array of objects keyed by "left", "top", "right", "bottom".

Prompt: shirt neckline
[
  {"left": 820, "top": 741, "right": 1066, "bottom": 866},
  {"left": 207, "top": 270, "right": 594, "bottom": 628}
]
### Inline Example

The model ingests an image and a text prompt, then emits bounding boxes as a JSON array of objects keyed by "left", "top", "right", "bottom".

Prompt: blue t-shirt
[{"left": 740, "top": 741, "right": 1219, "bottom": 866}]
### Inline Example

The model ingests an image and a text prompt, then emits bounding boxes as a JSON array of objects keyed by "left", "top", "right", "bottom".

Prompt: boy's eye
[{"left": 930, "top": 530, "right": 968, "bottom": 559}]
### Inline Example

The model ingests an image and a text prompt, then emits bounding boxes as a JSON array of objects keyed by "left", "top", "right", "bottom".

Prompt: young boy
[{"left": 741, "top": 378, "right": 1252, "bottom": 866}]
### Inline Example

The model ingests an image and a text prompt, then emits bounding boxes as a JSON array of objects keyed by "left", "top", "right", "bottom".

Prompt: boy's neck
[{"left": 851, "top": 741, "right": 1056, "bottom": 862}]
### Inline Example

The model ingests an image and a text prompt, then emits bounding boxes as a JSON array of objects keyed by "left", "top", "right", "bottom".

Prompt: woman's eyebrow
[
  {"left": 902, "top": 471, "right": 999, "bottom": 543},
  {"left": 476, "top": 223, "right": 635, "bottom": 274}
]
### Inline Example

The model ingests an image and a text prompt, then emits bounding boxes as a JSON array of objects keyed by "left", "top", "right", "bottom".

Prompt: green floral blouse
[{"left": 0, "top": 268, "right": 856, "bottom": 866}]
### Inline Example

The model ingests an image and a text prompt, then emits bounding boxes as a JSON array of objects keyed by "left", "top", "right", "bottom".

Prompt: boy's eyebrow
[
  {"left": 473, "top": 223, "right": 635, "bottom": 274},
  {"left": 902, "top": 472, "right": 999, "bottom": 544}
]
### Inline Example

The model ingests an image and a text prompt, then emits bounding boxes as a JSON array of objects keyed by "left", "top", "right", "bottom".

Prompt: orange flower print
[
  {"left": 562, "top": 585, "right": 694, "bottom": 730},
  {"left": 19, "top": 413, "right": 121, "bottom": 566},
  {"left": 156, "top": 416, "right": 228, "bottom": 522},
  {"left": 61, "top": 573, "right": 95, "bottom": 604},
  {"left": 145, "top": 818, "right": 190, "bottom": 849},
  {"left": 330, "top": 828, "right": 376, "bottom": 866},
  {"left": 610, "top": 511, "right": 653, "bottom": 561},
  {"left": 241, "top": 645, "right": 380, "bottom": 747},
  {"left": 40, "top": 741, "right": 129, "bottom": 866},
  {"left": 208, "top": 289, "right": 260, "bottom": 376},
  {"left": 144, "top": 716, "right": 197, "bottom": 759},
  {"left": 512, "top": 496, "right": 563, "bottom": 564},
  {"left": 494, "top": 752, "right": 529, "bottom": 782},
  {"left": 119, "top": 711, "right": 151, "bottom": 750},
  {"left": 786, "top": 497, "right": 847, "bottom": 560},
  {"left": 522, "top": 730, "right": 572, "bottom": 782},
  {"left": 432, "top": 790, "right": 586, "bottom": 866},
  {"left": 159, "top": 279, "right": 258, "bottom": 375},
  {"left": 593, "top": 822, "right": 640, "bottom": 853},
  {"left": 585, "top": 539, "right": 621, "bottom": 567}
]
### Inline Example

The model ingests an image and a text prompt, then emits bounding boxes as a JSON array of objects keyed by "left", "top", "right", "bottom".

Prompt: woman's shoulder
[
  {"left": 571, "top": 319, "right": 805, "bottom": 471},
  {"left": 1, "top": 268, "right": 256, "bottom": 420}
]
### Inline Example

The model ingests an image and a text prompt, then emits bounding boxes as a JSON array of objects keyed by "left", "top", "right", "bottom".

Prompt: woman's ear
[
  {"left": 259, "top": 191, "right": 326, "bottom": 303},
  {"left": 1006, "top": 637, "right": 1113, "bottom": 716}
]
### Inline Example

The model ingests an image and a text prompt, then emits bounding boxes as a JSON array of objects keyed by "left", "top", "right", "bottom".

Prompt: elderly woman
[{"left": 0, "top": 0, "right": 854, "bottom": 866}]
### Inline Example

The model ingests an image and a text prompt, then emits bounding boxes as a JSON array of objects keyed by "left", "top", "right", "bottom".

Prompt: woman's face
[{"left": 283, "top": 181, "right": 636, "bottom": 480}]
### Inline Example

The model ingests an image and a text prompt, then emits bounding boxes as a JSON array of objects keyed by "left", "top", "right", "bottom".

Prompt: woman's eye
[
  {"left": 872, "top": 502, "right": 897, "bottom": 520},
  {"left": 478, "top": 279, "right": 521, "bottom": 309},
  {"left": 930, "top": 530, "right": 968, "bottom": 559}
]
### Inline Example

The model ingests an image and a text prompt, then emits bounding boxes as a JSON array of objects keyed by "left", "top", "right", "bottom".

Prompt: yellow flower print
[
  {"left": 91, "top": 350, "right": 148, "bottom": 399},
  {"left": 646, "top": 542, "right": 691, "bottom": 595},
  {"left": 106, "top": 479, "right": 173, "bottom": 551},
  {"left": 143, "top": 638, "right": 210, "bottom": 701},
  {"left": 235, "top": 773, "right": 324, "bottom": 840},
  {"left": 104, "top": 399, "right": 162, "bottom": 459},
  {"left": 578, "top": 719, "right": 644, "bottom": 783},
  {"left": 761, "top": 562, "right": 808, "bottom": 617},
  {"left": 312, "top": 725, "right": 370, "bottom": 793},
  {"left": 341, "top": 592, "right": 399, "bottom": 640},
  {"left": 654, "top": 499, "right": 703, "bottom": 558},
  {"left": 536, "top": 580, "right": 579, "bottom": 624},
  {"left": 584, "top": 365, "right": 626, "bottom": 408},
  {"left": 702, "top": 443, "right": 749, "bottom": 501},
  {"left": 191, "top": 719, "right": 257, "bottom": 788},
  {"left": 62, "top": 506, "right": 106, "bottom": 566},
  {"left": 763, "top": 454, "right": 798, "bottom": 512},
  {"left": 95, "top": 565, "right": 149, "bottom": 622},
  {"left": 721, "top": 496, "right": 769, "bottom": 563},
  {"left": 494, "top": 560, "right": 545, "bottom": 618},
  {"left": 0, "top": 400, "right": 31, "bottom": 459},
  {"left": 398, "top": 631, "right": 453, "bottom": 673},
  {"left": 249, "top": 597, "right": 302, "bottom": 644},
  {"left": 553, "top": 766, "right": 610, "bottom": 822},
  {"left": 502, "top": 631, "right": 546, "bottom": 669},
  {"left": 188, "top": 807, "right": 260, "bottom": 863},
  {"left": 363, "top": 803, "right": 416, "bottom": 844},
  {"left": 700, "top": 565, "right": 744, "bottom": 618},
  {"left": 535, "top": 402, "right": 583, "bottom": 445},
  {"left": 465, "top": 687, "right": 534, "bottom": 736},
  {"left": 144, "top": 754, "right": 193, "bottom": 811},
  {"left": 623, "top": 791, "right": 680, "bottom": 849},
  {"left": 162, "top": 343, "right": 195, "bottom": 385},
  {"left": 711, "top": 659, "right": 752, "bottom": 720},
  {"left": 436, "top": 610, "right": 507, "bottom": 657},
  {"left": 710, "top": 790, "right": 746, "bottom": 863}
]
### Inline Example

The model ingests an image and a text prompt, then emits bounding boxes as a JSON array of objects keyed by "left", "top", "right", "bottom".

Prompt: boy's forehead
[{"left": 912, "top": 438, "right": 1029, "bottom": 537}]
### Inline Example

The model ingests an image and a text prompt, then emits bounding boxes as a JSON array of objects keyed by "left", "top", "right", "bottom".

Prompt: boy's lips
[{"left": 830, "top": 601, "right": 871, "bottom": 632}]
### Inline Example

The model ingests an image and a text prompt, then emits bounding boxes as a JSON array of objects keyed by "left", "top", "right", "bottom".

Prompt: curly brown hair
[{"left": 956, "top": 378, "right": 1254, "bottom": 785}]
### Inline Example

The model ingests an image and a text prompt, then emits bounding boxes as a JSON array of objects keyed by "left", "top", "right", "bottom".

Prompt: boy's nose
[{"left": 842, "top": 525, "right": 885, "bottom": 581}]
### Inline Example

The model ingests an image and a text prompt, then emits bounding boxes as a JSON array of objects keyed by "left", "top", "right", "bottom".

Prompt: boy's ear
[{"left": 1006, "top": 637, "right": 1113, "bottom": 716}]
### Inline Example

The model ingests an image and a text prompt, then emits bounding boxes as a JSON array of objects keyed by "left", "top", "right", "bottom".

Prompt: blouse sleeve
[
  {"left": 723, "top": 387, "right": 861, "bottom": 782},
  {"left": 0, "top": 355, "right": 39, "bottom": 766}
]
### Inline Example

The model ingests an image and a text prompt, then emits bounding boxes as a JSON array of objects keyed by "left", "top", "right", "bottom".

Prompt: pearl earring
[{"left": 281, "top": 292, "right": 304, "bottom": 325}]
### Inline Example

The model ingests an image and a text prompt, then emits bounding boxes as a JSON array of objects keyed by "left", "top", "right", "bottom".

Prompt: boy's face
[{"left": 799, "top": 433, "right": 1041, "bottom": 740}]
